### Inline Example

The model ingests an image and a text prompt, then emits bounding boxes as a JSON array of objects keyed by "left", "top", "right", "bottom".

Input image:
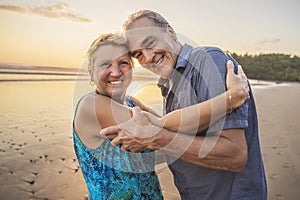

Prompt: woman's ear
[{"left": 88, "top": 68, "right": 95, "bottom": 82}]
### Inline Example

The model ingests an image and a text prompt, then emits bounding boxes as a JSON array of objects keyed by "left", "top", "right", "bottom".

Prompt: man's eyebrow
[
  {"left": 130, "top": 36, "right": 155, "bottom": 56},
  {"left": 141, "top": 36, "right": 155, "bottom": 48}
]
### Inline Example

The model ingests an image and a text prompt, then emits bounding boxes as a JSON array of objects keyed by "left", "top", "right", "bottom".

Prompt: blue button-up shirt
[{"left": 161, "top": 44, "right": 267, "bottom": 199}]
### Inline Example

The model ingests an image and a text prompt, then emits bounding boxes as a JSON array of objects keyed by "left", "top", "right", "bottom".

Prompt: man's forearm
[{"left": 149, "top": 128, "right": 247, "bottom": 172}]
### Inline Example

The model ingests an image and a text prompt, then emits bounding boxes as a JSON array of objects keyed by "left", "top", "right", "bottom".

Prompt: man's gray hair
[{"left": 123, "top": 9, "right": 169, "bottom": 31}]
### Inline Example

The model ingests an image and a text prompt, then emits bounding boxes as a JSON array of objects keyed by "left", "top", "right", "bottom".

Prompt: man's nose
[{"left": 142, "top": 49, "right": 154, "bottom": 64}]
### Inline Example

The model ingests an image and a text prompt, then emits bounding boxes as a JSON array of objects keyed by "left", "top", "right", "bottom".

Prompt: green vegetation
[{"left": 230, "top": 53, "right": 300, "bottom": 82}]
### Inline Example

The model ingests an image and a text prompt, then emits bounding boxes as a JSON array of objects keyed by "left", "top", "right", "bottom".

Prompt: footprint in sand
[
  {"left": 32, "top": 172, "right": 38, "bottom": 176},
  {"left": 74, "top": 167, "right": 80, "bottom": 173},
  {"left": 25, "top": 180, "right": 35, "bottom": 185},
  {"left": 270, "top": 173, "right": 279, "bottom": 181},
  {"left": 278, "top": 151, "right": 284, "bottom": 155},
  {"left": 283, "top": 162, "right": 291, "bottom": 168},
  {"left": 276, "top": 194, "right": 283, "bottom": 200}
]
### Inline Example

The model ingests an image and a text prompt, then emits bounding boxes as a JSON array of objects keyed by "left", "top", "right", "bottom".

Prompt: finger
[
  {"left": 238, "top": 65, "right": 247, "bottom": 81},
  {"left": 132, "top": 106, "right": 143, "bottom": 118},
  {"left": 226, "top": 60, "right": 234, "bottom": 74},
  {"left": 132, "top": 106, "right": 150, "bottom": 126},
  {"left": 128, "top": 96, "right": 139, "bottom": 104},
  {"left": 100, "top": 125, "right": 121, "bottom": 137},
  {"left": 129, "top": 147, "right": 141, "bottom": 153},
  {"left": 237, "top": 65, "right": 244, "bottom": 75},
  {"left": 105, "top": 133, "right": 118, "bottom": 140},
  {"left": 111, "top": 136, "right": 126, "bottom": 146},
  {"left": 132, "top": 146, "right": 147, "bottom": 153},
  {"left": 120, "top": 144, "right": 130, "bottom": 151}
]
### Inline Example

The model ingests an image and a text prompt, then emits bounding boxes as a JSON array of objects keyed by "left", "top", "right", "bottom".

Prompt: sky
[{"left": 0, "top": 0, "right": 299, "bottom": 68}]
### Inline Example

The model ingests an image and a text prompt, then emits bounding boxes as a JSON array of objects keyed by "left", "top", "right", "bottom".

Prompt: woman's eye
[
  {"left": 99, "top": 62, "right": 110, "bottom": 68},
  {"left": 121, "top": 61, "right": 130, "bottom": 65}
]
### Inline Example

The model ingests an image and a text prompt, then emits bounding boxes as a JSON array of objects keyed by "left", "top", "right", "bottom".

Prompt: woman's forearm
[{"left": 150, "top": 91, "right": 234, "bottom": 134}]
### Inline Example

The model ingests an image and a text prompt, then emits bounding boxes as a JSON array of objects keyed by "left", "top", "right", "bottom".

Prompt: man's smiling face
[{"left": 126, "top": 17, "right": 181, "bottom": 78}]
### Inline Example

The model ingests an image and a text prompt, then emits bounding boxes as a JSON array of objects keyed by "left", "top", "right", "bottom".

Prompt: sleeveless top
[{"left": 73, "top": 95, "right": 163, "bottom": 200}]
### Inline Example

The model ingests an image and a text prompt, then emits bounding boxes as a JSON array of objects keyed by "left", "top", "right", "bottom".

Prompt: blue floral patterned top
[{"left": 73, "top": 95, "right": 163, "bottom": 200}]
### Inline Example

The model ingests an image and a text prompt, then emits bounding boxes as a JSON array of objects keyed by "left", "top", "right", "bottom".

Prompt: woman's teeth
[{"left": 109, "top": 81, "right": 122, "bottom": 85}]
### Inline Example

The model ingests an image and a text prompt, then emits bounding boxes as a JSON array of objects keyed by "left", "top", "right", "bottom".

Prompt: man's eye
[{"left": 132, "top": 52, "right": 142, "bottom": 59}]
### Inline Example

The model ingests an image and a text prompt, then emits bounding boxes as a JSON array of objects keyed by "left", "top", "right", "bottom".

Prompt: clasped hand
[{"left": 100, "top": 107, "right": 162, "bottom": 152}]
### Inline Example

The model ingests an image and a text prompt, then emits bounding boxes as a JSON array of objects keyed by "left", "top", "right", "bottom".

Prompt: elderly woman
[{"left": 73, "top": 33, "right": 249, "bottom": 200}]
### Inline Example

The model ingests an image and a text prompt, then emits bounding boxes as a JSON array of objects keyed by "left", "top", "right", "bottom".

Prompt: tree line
[{"left": 230, "top": 53, "right": 300, "bottom": 82}]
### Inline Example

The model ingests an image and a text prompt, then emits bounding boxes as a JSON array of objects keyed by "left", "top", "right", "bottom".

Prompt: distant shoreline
[
  {"left": 0, "top": 78, "right": 88, "bottom": 82},
  {"left": 0, "top": 77, "right": 292, "bottom": 89},
  {"left": 0, "top": 64, "right": 80, "bottom": 72},
  {"left": 0, "top": 65, "right": 297, "bottom": 85}
]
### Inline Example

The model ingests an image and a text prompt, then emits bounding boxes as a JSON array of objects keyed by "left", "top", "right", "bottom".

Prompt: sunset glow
[{"left": 0, "top": 0, "right": 299, "bottom": 68}]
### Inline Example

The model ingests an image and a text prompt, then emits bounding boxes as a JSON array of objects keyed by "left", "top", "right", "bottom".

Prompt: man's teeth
[
  {"left": 156, "top": 56, "right": 163, "bottom": 66},
  {"left": 109, "top": 81, "right": 122, "bottom": 85}
]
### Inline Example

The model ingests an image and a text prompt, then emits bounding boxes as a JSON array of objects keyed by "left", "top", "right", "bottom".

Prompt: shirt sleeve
[{"left": 193, "top": 47, "right": 248, "bottom": 133}]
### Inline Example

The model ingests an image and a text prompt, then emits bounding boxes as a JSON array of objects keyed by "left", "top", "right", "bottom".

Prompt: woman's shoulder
[
  {"left": 75, "top": 93, "right": 101, "bottom": 122},
  {"left": 74, "top": 93, "right": 105, "bottom": 148},
  {"left": 77, "top": 92, "right": 110, "bottom": 112}
]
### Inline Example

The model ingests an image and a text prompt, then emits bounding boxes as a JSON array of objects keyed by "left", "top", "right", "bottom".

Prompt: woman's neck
[{"left": 94, "top": 90, "right": 125, "bottom": 104}]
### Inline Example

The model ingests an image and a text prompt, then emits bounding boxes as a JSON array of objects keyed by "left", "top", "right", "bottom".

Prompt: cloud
[
  {"left": 0, "top": 3, "right": 91, "bottom": 23},
  {"left": 258, "top": 38, "right": 281, "bottom": 45}
]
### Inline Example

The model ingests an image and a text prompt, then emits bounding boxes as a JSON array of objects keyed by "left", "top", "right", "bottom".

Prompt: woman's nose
[{"left": 110, "top": 63, "right": 121, "bottom": 76}]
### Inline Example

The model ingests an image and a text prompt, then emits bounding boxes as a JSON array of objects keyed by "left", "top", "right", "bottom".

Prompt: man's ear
[{"left": 166, "top": 24, "right": 178, "bottom": 41}]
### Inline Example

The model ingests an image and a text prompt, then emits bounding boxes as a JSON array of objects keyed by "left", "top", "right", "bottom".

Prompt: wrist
[
  {"left": 147, "top": 128, "right": 174, "bottom": 150},
  {"left": 226, "top": 90, "right": 233, "bottom": 114}
]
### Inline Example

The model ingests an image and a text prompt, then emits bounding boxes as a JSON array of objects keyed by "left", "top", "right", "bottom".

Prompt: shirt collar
[
  {"left": 157, "top": 44, "right": 193, "bottom": 90},
  {"left": 175, "top": 43, "right": 193, "bottom": 70}
]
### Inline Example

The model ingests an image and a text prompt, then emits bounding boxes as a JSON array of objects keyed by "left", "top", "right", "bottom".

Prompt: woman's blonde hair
[{"left": 86, "top": 33, "right": 132, "bottom": 71}]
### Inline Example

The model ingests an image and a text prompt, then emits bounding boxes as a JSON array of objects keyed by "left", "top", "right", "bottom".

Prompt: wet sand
[
  {"left": 0, "top": 82, "right": 299, "bottom": 199},
  {"left": 254, "top": 83, "right": 300, "bottom": 200}
]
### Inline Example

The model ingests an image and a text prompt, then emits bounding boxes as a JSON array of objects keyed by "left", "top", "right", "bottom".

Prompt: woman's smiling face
[{"left": 91, "top": 45, "right": 132, "bottom": 101}]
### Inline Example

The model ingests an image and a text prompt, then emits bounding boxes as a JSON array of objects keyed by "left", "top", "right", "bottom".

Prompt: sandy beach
[{"left": 0, "top": 81, "right": 299, "bottom": 200}]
